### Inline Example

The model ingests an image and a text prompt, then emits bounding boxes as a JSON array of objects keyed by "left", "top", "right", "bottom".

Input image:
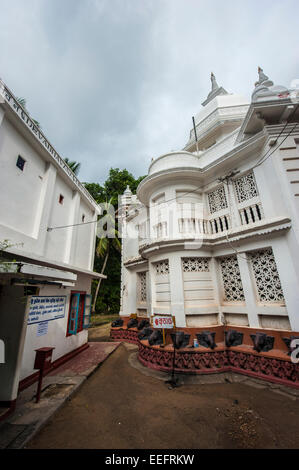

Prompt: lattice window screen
[
  {"left": 207, "top": 186, "right": 228, "bottom": 214},
  {"left": 219, "top": 255, "right": 245, "bottom": 302},
  {"left": 155, "top": 260, "right": 169, "bottom": 275},
  {"left": 249, "top": 249, "right": 284, "bottom": 302},
  {"left": 234, "top": 172, "right": 259, "bottom": 203},
  {"left": 138, "top": 272, "right": 147, "bottom": 302},
  {"left": 182, "top": 257, "right": 209, "bottom": 272}
]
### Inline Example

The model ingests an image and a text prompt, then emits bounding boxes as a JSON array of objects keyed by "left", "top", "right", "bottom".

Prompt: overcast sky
[{"left": 1, "top": 0, "right": 298, "bottom": 184}]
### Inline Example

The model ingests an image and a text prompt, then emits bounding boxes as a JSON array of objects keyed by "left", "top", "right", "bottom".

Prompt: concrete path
[
  {"left": 26, "top": 342, "right": 299, "bottom": 449},
  {"left": 0, "top": 340, "right": 120, "bottom": 449}
]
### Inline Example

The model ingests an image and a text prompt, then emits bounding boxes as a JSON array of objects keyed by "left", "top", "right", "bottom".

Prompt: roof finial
[
  {"left": 211, "top": 72, "right": 219, "bottom": 91},
  {"left": 123, "top": 185, "right": 132, "bottom": 195},
  {"left": 201, "top": 72, "right": 228, "bottom": 106},
  {"left": 255, "top": 66, "right": 272, "bottom": 87}
]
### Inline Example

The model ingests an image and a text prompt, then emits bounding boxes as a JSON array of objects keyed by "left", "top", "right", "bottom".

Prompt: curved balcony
[
  {"left": 148, "top": 151, "right": 201, "bottom": 176},
  {"left": 137, "top": 215, "right": 291, "bottom": 259}
]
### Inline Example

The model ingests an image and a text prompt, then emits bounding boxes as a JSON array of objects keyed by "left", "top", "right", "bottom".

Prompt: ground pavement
[
  {"left": 0, "top": 338, "right": 119, "bottom": 449},
  {"left": 26, "top": 325, "right": 299, "bottom": 449}
]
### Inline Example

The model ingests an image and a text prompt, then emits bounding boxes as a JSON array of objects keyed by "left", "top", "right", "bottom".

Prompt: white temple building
[{"left": 119, "top": 68, "right": 299, "bottom": 334}]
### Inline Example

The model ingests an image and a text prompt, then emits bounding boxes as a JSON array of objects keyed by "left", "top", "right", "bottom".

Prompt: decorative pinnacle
[
  {"left": 211, "top": 72, "right": 219, "bottom": 91},
  {"left": 255, "top": 66, "right": 272, "bottom": 87}
]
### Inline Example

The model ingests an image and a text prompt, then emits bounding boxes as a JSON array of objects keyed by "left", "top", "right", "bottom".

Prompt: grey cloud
[{"left": 0, "top": 0, "right": 298, "bottom": 184}]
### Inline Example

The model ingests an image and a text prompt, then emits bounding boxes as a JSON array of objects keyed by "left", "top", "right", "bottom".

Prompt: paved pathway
[
  {"left": 26, "top": 341, "right": 299, "bottom": 449},
  {"left": 0, "top": 340, "right": 119, "bottom": 449}
]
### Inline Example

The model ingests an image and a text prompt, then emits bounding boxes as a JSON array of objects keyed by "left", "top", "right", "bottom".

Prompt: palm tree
[
  {"left": 92, "top": 199, "right": 121, "bottom": 313},
  {"left": 17, "top": 97, "right": 41, "bottom": 129},
  {"left": 64, "top": 157, "right": 81, "bottom": 176}
]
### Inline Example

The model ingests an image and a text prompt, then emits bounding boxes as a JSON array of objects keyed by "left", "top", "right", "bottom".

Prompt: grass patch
[{"left": 90, "top": 314, "right": 119, "bottom": 328}]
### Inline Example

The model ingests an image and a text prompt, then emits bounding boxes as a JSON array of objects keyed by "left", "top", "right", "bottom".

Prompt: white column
[
  {"left": 34, "top": 162, "right": 57, "bottom": 254},
  {"left": 147, "top": 260, "right": 156, "bottom": 317},
  {"left": 64, "top": 191, "right": 81, "bottom": 264},
  {"left": 271, "top": 237, "right": 299, "bottom": 331},
  {"left": 226, "top": 180, "right": 240, "bottom": 229},
  {"left": 121, "top": 268, "right": 137, "bottom": 315},
  {"left": 237, "top": 253, "right": 259, "bottom": 327},
  {"left": 87, "top": 210, "right": 98, "bottom": 271},
  {"left": 168, "top": 254, "right": 185, "bottom": 327},
  {"left": 210, "top": 258, "right": 222, "bottom": 323}
]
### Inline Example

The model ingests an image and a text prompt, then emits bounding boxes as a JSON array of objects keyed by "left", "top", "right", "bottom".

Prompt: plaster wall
[
  {"left": 0, "top": 115, "right": 98, "bottom": 273},
  {"left": 20, "top": 272, "right": 90, "bottom": 381}
]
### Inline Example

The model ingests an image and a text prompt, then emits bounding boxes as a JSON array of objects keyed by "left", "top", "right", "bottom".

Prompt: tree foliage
[
  {"left": 64, "top": 158, "right": 81, "bottom": 176},
  {"left": 85, "top": 168, "right": 145, "bottom": 314},
  {"left": 84, "top": 168, "right": 146, "bottom": 207},
  {"left": 17, "top": 97, "right": 41, "bottom": 129}
]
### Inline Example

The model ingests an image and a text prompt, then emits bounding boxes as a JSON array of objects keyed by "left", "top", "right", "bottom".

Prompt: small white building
[
  {"left": 0, "top": 78, "right": 104, "bottom": 412},
  {"left": 120, "top": 69, "right": 299, "bottom": 334}
]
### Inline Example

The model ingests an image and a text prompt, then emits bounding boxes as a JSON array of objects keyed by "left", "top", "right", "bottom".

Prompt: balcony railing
[{"left": 239, "top": 203, "right": 264, "bottom": 225}]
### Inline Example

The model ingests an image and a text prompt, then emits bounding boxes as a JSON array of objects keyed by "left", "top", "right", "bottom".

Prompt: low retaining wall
[
  {"left": 138, "top": 342, "right": 299, "bottom": 389},
  {"left": 110, "top": 319, "right": 299, "bottom": 389},
  {"left": 110, "top": 328, "right": 139, "bottom": 344}
]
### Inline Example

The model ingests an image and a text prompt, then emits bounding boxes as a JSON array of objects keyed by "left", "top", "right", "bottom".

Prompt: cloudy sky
[{"left": 1, "top": 0, "right": 298, "bottom": 184}]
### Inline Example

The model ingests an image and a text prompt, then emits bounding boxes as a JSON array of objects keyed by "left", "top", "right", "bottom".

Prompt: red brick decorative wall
[{"left": 110, "top": 318, "right": 299, "bottom": 389}]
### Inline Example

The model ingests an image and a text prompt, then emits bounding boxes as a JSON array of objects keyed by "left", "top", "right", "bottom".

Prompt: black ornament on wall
[
  {"left": 196, "top": 331, "right": 217, "bottom": 350},
  {"left": 137, "top": 319, "right": 150, "bottom": 331},
  {"left": 138, "top": 327, "right": 153, "bottom": 340},
  {"left": 225, "top": 329, "right": 243, "bottom": 347},
  {"left": 170, "top": 331, "right": 190, "bottom": 349},
  {"left": 127, "top": 318, "right": 139, "bottom": 329},
  {"left": 250, "top": 332, "right": 274, "bottom": 352},
  {"left": 148, "top": 329, "right": 164, "bottom": 346},
  {"left": 111, "top": 318, "right": 124, "bottom": 327}
]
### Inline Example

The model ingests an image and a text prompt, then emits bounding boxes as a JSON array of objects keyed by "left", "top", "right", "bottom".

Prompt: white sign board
[
  {"left": 153, "top": 315, "right": 174, "bottom": 329},
  {"left": 27, "top": 296, "right": 66, "bottom": 325},
  {"left": 37, "top": 321, "right": 49, "bottom": 337}
]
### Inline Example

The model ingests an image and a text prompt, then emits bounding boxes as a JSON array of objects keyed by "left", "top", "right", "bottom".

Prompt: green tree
[
  {"left": 64, "top": 158, "right": 81, "bottom": 176},
  {"left": 83, "top": 182, "right": 106, "bottom": 203},
  {"left": 103, "top": 168, "right": 146, "bottom": 206},
  {"left": 86, "top": 168, "right": 145, "bottom": 314},
  {"left": 92, "top": 199, "right": 121, "bottom": 313},
  {"left": 17, "top": 97, "right": 41, "bottom": 129}
]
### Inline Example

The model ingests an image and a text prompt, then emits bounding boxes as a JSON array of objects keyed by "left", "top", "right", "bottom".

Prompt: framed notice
[
  {"left": 152, "top": 315, "right": 174, "bottom": 329},
  {"left": 36, "top": 321, "right": 49, "bottom": 337},
  {"left": 27, "top": 296, "right": 66, "bottom": 325}
]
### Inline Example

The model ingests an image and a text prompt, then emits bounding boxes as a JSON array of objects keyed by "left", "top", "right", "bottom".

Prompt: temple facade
[{"left": 119, "top": 68, "right": 299, "bottom": 335}]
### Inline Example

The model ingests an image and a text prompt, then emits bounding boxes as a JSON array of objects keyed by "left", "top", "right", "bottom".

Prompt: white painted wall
[
  {"left": 0, "top": 113, "right": 99, "bottom": 272},
  {"left": 20, "top": 273, "right": 90, "bottom": 381}
]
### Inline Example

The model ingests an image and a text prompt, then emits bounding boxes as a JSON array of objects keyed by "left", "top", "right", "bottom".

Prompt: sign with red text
[{"left": 152, "top": 315, "right": 174, "bottom": 329}]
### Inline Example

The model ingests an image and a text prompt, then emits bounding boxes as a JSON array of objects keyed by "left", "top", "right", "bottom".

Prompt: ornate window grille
[
  {"left": 234, "top": 172, "right": 259, "bottom": 203},
  {"left": 219, "top": 255, "right": 245, "bottom": 302},
  {"left": 249, "top": 249, "right": 284, "bottom": 302},
  {"left": 207, "top": 186, "right": 228, "bottom": 214},
  {"left": 155, "top": 260, "right": 169, "bottom": 275},
  {"left": 182, "top": 257, "right": 209, "bottom": 272},
  {"left": 138, "top": 272, "right": 147, "bottom": 302}
]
